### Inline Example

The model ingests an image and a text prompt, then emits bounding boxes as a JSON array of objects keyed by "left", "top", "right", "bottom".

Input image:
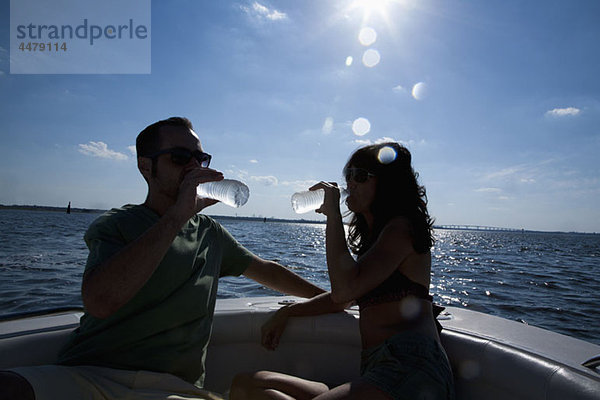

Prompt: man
[{"left": 0, "top": 117, "right": 325, "bottom": 399}]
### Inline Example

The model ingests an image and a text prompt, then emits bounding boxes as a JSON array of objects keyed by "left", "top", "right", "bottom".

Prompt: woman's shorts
[{"left": 360, "top": 332, "right": 455, "bottom": 400}]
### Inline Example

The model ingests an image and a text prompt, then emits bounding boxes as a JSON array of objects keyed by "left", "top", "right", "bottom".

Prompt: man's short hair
[{"left": 136, "top": 117, "right": 194, "bottom": 157}]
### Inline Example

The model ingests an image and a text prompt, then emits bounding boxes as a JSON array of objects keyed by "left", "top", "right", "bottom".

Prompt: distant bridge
[{"left": 434, "top": 224, "right": 523, "bottom": 232}]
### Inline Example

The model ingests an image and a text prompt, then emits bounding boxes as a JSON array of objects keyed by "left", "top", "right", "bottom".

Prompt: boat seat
[
  {"left": 0, "top": 311, "right": 80, "bottom": 369},
  {"left": 1, "top": 305, "right": 599, "bottom": 400},
  {"left": 442, "top": 329, "right": 600, "bottom": 400}
]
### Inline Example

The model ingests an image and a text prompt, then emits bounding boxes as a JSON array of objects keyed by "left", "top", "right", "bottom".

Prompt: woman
[{"left": 230, "top": 142, "right": 455, "bottom": 400}]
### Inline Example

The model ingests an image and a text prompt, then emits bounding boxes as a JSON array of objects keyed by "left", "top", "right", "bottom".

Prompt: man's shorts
[
  {"left": 360, "top": 332, "right": 455, "bottom": 400},
  {"left": 9, "top": 365, "right": 223, "bottom": 400}
]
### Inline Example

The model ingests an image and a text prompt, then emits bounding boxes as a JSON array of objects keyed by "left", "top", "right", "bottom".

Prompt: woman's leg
[
  {"left": 313, "top": 379, "right": 392, "bottom": 400},
  {"left": 230, "top": 370, "right": 329, "bottom": 400}
]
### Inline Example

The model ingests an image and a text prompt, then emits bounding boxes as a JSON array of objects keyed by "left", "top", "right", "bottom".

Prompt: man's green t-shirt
[{"left": 57, "top": 204, "right": 254, "bottom": 386}]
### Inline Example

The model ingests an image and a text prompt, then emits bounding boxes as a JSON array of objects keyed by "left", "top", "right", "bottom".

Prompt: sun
[
  {"left": 345, "top": 0, "right": 414, "bottom": 28},
  {"left": 347, "top": 0, "right": 397, "bottom": 23}
]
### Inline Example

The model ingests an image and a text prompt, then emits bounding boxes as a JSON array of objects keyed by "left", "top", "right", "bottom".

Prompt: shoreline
[
  {"left": 1, "top": 204, "right": 597, "bottom": 235},
  {"left": 0, "top": 204, "right": 326, "bottom": 225},
  {"left": 0, "top": 204, "right": 105, "bottom": 214}
]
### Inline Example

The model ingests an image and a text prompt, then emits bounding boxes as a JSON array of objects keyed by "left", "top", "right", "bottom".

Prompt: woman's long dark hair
[{"left": 345, "top": 142, "right": 435, "bottom": 255}]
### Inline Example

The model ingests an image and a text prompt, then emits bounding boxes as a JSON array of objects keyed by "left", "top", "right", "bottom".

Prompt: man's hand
[{"left": 168, "top": 167, "right": 224, "bottom": 223}]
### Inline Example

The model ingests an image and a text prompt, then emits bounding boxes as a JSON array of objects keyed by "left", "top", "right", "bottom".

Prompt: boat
[{"left": 1, "top": 296, "right": 599, "bottom": 399}]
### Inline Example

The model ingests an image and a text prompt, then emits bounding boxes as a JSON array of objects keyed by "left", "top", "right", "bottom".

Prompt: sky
[{"left": 1, "top": 0, "right": 599, "bottom": 233}]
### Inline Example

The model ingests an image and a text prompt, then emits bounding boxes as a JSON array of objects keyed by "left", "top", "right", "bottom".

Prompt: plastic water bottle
[
  {"left": 197, "top": 179, "right": 250, "bottom": 208},
  {"left": 291, "top": 188, "right": 348, "bottom": 214},
  {"left": 291, "top": 189, "right": 324, "bottom": 214}
]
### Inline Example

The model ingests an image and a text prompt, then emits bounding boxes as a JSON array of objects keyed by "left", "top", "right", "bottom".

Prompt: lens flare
[
  {"left": 400, "top": 297, "right": 421, "bottom": 319},
  {"left": 345, "top": 56, "right": 353, "bottom": 66},
  {"left": 352, "top": 117, "right": 371, "bottom": 136},
  {"left": 362, "top": 49, "right": 380, "bottom": 67},
  {"left": 322, "top": 117, "right": 334, "bottom": 134},
  {"left": 377, "top": 146, "right": 397, "bottom": 164},
  {"left": 412, "top": 82, "right": 428, "bottom": 100},
  {"left": 358, "top": 27, "right": 377, "bottom": 46}
]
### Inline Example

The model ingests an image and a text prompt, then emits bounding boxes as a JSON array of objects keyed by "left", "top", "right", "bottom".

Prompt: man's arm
[
  {"left": 82, "top": 211, "right": 187, "bottom": 319},
  {"left": 82, "top": 166, "right": 222, "bottom": 319},
  {"left": 242, "top": 256, "right": 325, "bottom": 299}
]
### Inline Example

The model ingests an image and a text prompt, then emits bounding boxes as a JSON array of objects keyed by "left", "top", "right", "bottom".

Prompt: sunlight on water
[
  {"left": 362, "top": 48, "right": 380, "bottom": 67},
  {"left": 1, "top": 210, "right": 599, "bottom": 345},
  {"left": 352, "top": 117, "right": 371, "bottom": 136},
  {"left": 377, "top": 146, "right": 397, "bottom": 164},
  {"left": 358, "top": 27, "right": 377, "bottom": 46}
]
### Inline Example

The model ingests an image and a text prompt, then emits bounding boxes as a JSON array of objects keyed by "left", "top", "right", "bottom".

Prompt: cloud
[
  {"left": 545, "top": 107, "right": 581, "bottom": 117},
  {"left": 392, "top": 85, "right": 406, "bottom": 93},
  {"left": 483, "top": 166, "right": 524, "bottom": 181},
  {"left": 280, "top": 179, "right": 319, "bottom": 191},
  {"left": 225, "top": 166, "right": 249, "bottom": 181},
  {"left": 353, "top": 137, "right": 426, "bottom": 147},
  {"left": 400, "top": 138, "right": 427, "bottom": 147},
  {"left": 482, "top": 160, "right": 556, "bottom": 184},
  {"left": 353, "top": 136, "right": 395, "bottom": 146},
  {"left": 242, "top": 2, "right": 288, "bottom": 21},
  {"left": 322, "top": 117, "right": 334, "bottom": 134},
  {"left": 249, "top": 159, "right": 259, "bottom": 164},
  {"left": 475, "top": 187, "right": 502, "bottom": 193},
  {"left": 78, "top": 141, "right": 128, "bottom": 160},
  {"left": 250, "top": 175, "right": 279, "bottom": 186},
  {"left": 127, "top": 145, "right": 136, "bottom": 156}
]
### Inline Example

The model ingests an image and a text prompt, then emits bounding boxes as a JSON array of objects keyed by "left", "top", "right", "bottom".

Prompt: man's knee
[{"left": 0, "top": 371, "right": 35, "bottom": 400}]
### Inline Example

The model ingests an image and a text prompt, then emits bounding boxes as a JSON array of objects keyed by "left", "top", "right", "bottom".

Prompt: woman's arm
[
  {"left": 322, "top": 210, "right": 360, "bottom": 302},
  {"left": 310, "top": 182, "right": 416, "bottom": 304},
  {"left": 327, "top": 218, "right": 416, "bottom": 303},
  {"left": 261, "top": 292, "right": 350, "bottom": 350}
]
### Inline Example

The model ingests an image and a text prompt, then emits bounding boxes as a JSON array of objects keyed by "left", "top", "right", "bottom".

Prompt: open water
[{"left": 1, "top": 209, "right": 598, "bottom": 345}]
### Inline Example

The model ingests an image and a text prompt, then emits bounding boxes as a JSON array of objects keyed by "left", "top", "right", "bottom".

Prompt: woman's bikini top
[{"left": 356, "top": 269, "right": 433, "bottom": 309}]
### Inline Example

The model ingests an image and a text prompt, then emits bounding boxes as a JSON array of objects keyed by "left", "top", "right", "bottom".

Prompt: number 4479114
[{"left": 18, "top": 42, "right": 67, "bottom": 52}]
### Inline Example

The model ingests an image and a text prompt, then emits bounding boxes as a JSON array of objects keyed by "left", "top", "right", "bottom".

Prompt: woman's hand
[
  {"left": 261, "top": 306, "right": 291, "bottom": 350},
  {"left": 310, "top": 181, "right": 341, "bottom": 217}
]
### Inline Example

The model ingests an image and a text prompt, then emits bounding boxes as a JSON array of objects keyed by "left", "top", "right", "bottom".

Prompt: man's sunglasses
[
  {"left": 344, "top": 167, "right": 375, "bottom": 183},
  {"left": 146, "top": 147, "right": 212, "bottom": 168}
]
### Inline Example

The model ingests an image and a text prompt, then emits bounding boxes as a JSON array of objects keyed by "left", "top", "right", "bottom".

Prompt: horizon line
[{"left": 1, "top": 203, "right": 597, "bottom": 235}]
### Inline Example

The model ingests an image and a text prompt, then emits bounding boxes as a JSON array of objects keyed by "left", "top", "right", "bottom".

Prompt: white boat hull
[{"left": 1, "top": 297, "right": 599, "bottom": 399}]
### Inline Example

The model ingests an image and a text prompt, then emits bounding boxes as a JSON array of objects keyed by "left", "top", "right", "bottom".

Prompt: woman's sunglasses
[
  {"left": 147, "top": 147, "right": 212, "bottom": 168},
  {"left": 344, "top": 167, "right": 375, "bottom": 183}
]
